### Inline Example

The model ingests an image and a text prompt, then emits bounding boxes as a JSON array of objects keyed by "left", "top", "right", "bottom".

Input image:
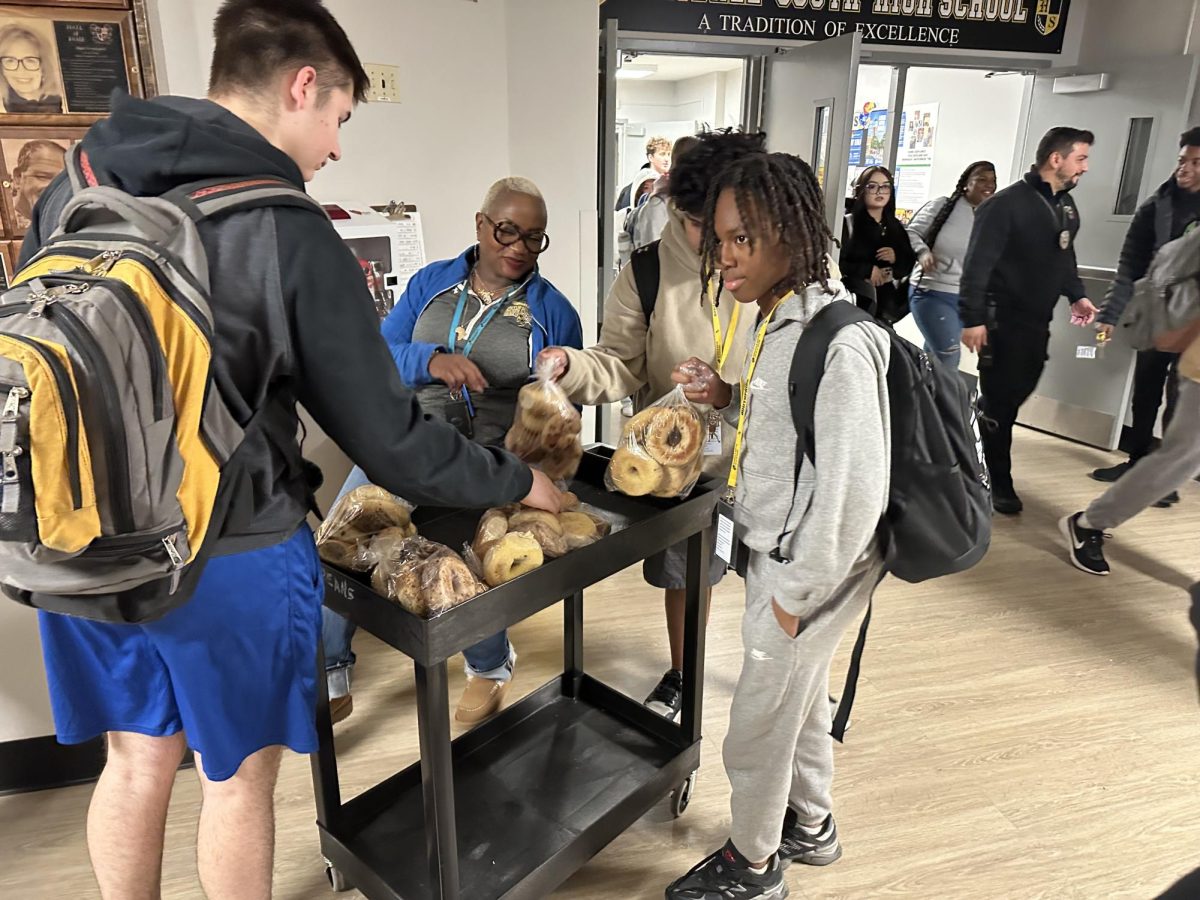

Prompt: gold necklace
[{"left": 471, "top": 268, "right": 508, "bottom": 305}]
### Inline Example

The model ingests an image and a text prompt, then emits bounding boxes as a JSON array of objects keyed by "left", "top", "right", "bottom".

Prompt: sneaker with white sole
[
  {"left": 779, "top": 810, "right": 842, "bottom": 867},
  {"left": 665, "top": 840, "right": 788, "bottom": 900},
  {"left": 644, "top": 668, "right": 684, "bottom": 720},
  {"left": 1060, "top": 513, "right": 1111, "bottom": 576}
]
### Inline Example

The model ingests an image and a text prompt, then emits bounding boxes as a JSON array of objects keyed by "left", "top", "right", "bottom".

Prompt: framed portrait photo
[
  {"left": 0, "top": 6, "right": 140, "bottom": 122},
  {"left": 0, "top": 240, "right": 14, "bottom": 291},
  {"left": 0, "top": 126, "right": 85, "bottom": 238}
]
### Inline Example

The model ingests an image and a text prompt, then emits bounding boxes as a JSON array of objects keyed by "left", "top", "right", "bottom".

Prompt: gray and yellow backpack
[{"left": 0, "top": 145, "right": 326, "bottom": 623}]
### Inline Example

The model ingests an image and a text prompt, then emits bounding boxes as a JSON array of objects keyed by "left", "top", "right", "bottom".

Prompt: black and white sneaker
[
  {"left": 1060, "top": 513, "right": 1110, "bottom": 576},
  {"left": 665, "top": 840, "right": 788, "bottom": 900},
  {"left": 645, "top": 668, "right": 684, "bottom": 720},
  {"left": 779, "top": 810, "right": 843, "bottom": 867}
]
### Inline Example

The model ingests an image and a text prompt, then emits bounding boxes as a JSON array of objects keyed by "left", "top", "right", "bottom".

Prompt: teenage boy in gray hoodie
[{"left": 664, "top": 153, "right": 891, "bottom": 899}]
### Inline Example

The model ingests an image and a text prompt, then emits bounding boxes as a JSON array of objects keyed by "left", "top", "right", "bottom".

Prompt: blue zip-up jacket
[{"left": 382, "top": 246, "right": 584, "bottom": 386}]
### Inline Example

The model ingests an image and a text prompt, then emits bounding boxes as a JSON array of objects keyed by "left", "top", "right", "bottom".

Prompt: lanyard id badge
[
  {"left": 443, "top": 280, "right": 519, "bottom": 434},
  {"left": 704, "top": 282, "right": 742, "bottom": 458}
]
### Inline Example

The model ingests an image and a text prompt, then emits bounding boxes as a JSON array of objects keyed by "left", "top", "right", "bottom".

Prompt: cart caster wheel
[
  {"left": 326, "top": 864, "right": 353, "bottom": 893},
  {"left": 671, "top": 771, "right": 697, "bottom": 818}
]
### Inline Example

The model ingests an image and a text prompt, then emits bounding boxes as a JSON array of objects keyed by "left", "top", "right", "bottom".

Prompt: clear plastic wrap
[
  {"left": 505, "top": 358, "right": 584, "bottom": 482},
  {"left": 366, "top": 534, "right": 484, "bottom": 618},
  {"left": 605, "top": 386, "right": 705, "bottom": 499},
  {"left": 316, "top": 485, "right": 416, "bottom": 570}
]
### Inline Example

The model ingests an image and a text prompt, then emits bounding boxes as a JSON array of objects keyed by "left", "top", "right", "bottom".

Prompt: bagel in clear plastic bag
[
  {"left": 606, "top": 386, "right": 705, "bottom": 499},
  {"left": 316, "top": 485, "right": 416, "bottom": 569},
  {"left": 506, "top": 358, "right": 584, "bottom": 482},
  {"left": 366, "top": 534, "right": 484, "bottom": 617}
]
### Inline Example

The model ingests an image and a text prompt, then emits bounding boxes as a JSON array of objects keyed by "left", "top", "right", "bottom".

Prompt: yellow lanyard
[
  {"left": 726, "top": 293, "right": 792, "bottom": 499},
  {"left": 708, "top": 281, "right": 742, "bottom": 376}
]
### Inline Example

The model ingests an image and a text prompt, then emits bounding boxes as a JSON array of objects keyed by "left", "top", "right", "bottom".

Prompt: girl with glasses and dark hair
[
  {"left": 838, "top": 164, "right": 916, "bottom": 324},
  {"left": 321, "top": 176, "right": 583, "bottom": 728},
  {"left": 0, "top": 23, "right": 63, "bottom": 114},
  {"left": 906, "top": 160, "right": 997, "bottom": 369}
]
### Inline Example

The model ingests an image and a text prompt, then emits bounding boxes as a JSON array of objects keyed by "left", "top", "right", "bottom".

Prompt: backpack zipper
[
  {"left": 0, "top": 337, "right": 83, "bottom": 510},
  {"left": 25, "top": 272, "right": 167, "bottom": 422},
  {"left": 0, "top": 385, "right": 29, "bottom": 515},
  {"left": 86, "top": 528, "right": 187, "bottom": 594},
  {"left": 43, "top": 305, "right": 134, "bottom": 532}
]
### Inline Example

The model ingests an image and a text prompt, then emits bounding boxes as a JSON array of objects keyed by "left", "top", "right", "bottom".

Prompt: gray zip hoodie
[
  {"left": 723, "top": 283, "right": 891, "bottom": 618},
  {"left": 906, "top": 194, "right": 977, "bottom": 294}
]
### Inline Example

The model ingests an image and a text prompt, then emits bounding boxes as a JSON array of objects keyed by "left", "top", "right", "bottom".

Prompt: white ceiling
[{"left": 623, "top": 54, "right": 744, "bottom": 83}]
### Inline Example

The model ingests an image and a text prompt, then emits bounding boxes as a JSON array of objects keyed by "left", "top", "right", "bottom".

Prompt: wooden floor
[{"left": 2, "top": 428, "right": 1199, "bottom": 899}]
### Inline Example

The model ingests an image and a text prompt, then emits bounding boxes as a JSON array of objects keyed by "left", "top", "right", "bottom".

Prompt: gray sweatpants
[
  {"left": 1087, "top": 378, "right": 1200, "bottom": 530},
  {"left": 724, "top": 550, "right": 885, "bottom": 863}
]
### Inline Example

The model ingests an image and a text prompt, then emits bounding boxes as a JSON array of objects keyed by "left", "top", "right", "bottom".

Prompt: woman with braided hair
[
  {"left": 667, "top": 152, "right": 891, "bottom": 900},
  {"left": 906, "top": 160, "right": 997, "bottom": 368}
]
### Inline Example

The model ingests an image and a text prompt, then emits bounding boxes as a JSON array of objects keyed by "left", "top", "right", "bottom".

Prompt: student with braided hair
[
  {"left": 666, "top": 152, "right": 891, "bottom": 900},
  {"left": 906, "top": 160, "right": 997, "bottom": 369}
]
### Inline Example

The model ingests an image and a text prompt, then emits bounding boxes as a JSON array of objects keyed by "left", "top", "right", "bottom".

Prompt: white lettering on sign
[
  {"left": 720, "top": 13, "right": 819, "bottom": 33},
  {"left": 872, "top": 0, "right": 934, "bottom": 16},
  {"left": 1076, "top": 345, "right": 1097, "bottom": 360},
  {"left": 856, "top": 21, "right": 961, "bottom": 42},
  {"left": 324, "top": 570, "right": 357, "bottom": 603},
  {"left": 940, "top": 0, "right": 1027, "bottom": 19}
]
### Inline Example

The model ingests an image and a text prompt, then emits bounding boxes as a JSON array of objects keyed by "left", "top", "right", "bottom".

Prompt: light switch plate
[{"left": 365, "top": 63, "right": 399, "bottom": 103}]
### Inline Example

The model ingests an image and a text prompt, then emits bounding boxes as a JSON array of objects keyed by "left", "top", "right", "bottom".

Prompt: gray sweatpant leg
[
  {"left": 724, "top": 550, "right": 884, "bottom": 864},
  {"left": 1087, "top": 378, "right": 1200, "bottom": 531}
]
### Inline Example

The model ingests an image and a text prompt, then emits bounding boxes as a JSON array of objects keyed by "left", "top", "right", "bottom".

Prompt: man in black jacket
[
  {"left": 21, "top": 2, "right": 560, "bottom": 896},
  {"left": 1090, "top": 127, "right": 1200, "bottom": 498},
  {"left": 960, "top": 126, "right": 1099, "bottom": 515}
]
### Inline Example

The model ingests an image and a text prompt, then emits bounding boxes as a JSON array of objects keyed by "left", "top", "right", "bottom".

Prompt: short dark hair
[
  {"left": 1182, "top": 127, "right": 1200, "bottom": 149},
  {"left": 1035, "top": 126, "right": 1095, "bottom": 167},
  {"left": 671, "top": 135, "right": 701, "bottom": 165},
  {"left": 209, "top": 0, "right": 369, "bottom": 105},
  {"left": 668, "top": 129, "right": 768, "bottom": 217}
]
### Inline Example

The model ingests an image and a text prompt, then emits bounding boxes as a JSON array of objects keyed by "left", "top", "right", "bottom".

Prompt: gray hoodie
[
  {"left": 906, "top": 195, "right": 977, "bottom": 294},
  {"left": 724, "top": 283, "right": 891, "bottom": 618}
]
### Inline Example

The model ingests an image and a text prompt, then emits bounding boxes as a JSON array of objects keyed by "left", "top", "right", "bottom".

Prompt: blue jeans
[
  {"left": 909, "top": 286, "right": 963, "bottom": 370},
  {"left": 322, "top": 466, "right": 514, "bottom": 699}
]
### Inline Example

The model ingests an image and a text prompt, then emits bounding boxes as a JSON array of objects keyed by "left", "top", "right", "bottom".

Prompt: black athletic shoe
[
  {"left": 645, "top": 669, "right": 684, "bottom": 720},
  {"left": 1154, "top": 491, "right": 1181, "bottom": 508},
  {"left": 992, "top": 488, "right": 1023, "bottom": 516},
  {"left": 1091, "top": 460, "right": 1133, "bottom": 483},
  {"left": 779, "top": 810, "right": 843, "bottom": 867},
  {"left": 665, "top": 841, "right": 788, "bottom": 900},
  {"left": 1060, "top": 513, "right": 1110, "bottom": 576}
]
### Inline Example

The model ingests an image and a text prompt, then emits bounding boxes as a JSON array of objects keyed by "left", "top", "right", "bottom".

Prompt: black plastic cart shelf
[{"left": 312, "top": 448, "right": 718, "bottom": 900}]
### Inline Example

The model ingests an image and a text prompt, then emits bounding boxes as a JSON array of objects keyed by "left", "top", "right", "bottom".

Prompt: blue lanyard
[{"left": 446, "top": 280, "right": 520, "bottom": 415}]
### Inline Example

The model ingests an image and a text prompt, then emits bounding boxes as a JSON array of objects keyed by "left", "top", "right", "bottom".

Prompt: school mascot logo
[{"left": 1035, "top": 0, "right": 1064, "bottom": 36}]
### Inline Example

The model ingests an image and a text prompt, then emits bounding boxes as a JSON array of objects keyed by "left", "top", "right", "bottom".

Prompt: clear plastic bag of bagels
[
  {"left": 605, "top": 385, "right": 706, "bottom": 500},
  {"left": 505, "top": 357, "right": 584, "bottom": 482},
  {"left": 315, "top": 483, "right": 416, "bottom": 570}
]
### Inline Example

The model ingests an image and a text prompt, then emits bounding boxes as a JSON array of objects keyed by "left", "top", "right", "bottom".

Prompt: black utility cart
[{"left": 312, "top": 449, "right": 719, "bottom": 899}]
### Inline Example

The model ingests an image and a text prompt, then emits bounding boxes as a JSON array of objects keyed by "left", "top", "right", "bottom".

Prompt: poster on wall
[
  {"left": 600, "top": 0, "right": 1073, "bottom": 55},
  {"left": 894, "top": 103, "right": 939, "bottom": 221},
  {"left": 0, "top": 6, "right": 139, "bottom": 120},
  {"left": 849, "top": 103, "right": 888, "bottom": 168},
  {"left": 0, "top": 127, "right": 83, "bottom": 237}
]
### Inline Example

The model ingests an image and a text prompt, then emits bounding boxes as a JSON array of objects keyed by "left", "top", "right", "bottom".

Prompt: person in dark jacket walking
[
  {"left": 19, "top": 2, "right": 560, "bottom": 896},
  {"left": 960, "top": 126, "right": 1099, "bottom": 515},
  {"left": 1089, "top": 127, "right": 1200, "bottom": 498},
  {"left": 839, "top": 165, "right": 916, "bottom": 324}
]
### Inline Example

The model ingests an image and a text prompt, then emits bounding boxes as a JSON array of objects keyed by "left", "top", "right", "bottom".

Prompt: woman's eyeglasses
[
  {"left": 483, "top": 213, "right": 550, "bottom": 254},
  {"left": 864, "top": 183, "right": 893, "bottom": 195},
  {"left": 1, "top": 56, "right": 42, "bottom": 72}
]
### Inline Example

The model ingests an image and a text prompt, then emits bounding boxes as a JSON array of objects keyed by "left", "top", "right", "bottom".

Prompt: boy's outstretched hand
[{"left": 672, "top": 357, "right": 733, "bottom": 410}]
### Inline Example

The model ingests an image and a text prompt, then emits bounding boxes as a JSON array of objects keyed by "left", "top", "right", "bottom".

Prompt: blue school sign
[{"left": 600, "top": 0, "right": 1071, "bottom": 55}]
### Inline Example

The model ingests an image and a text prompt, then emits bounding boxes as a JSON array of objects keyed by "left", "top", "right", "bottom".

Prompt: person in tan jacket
[{"left": 539, "top": 130, "right": 765, "bottom": 718}]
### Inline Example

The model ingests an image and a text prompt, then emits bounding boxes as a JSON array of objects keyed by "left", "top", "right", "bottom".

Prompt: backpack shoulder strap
[
  {"left": 629, "top": 240, "right": 662, "bottom": 323},
  {"left": 164, "top": 177, "right": 328, "bottom": 223},
  {"left": 789, "top": 300, "right": 874, "bottom": 473}
]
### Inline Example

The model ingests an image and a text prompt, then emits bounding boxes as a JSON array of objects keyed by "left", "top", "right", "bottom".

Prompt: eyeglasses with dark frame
[
  {"left": 1, "top": 56, "right": 42, "bottom": 72},
  {"left": 483, "top": 213, "right": 550, "bottom": 255},
  {"left": 863, "top": 182, "right": 894, "bottom": 195}
]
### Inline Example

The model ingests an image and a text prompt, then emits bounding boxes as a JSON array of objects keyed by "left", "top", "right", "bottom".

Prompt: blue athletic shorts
[{"left": 38, "top": 525, "right": 323, "bottom": 782}]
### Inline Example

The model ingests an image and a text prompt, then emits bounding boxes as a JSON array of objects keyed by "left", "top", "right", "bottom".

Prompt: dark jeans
[
  {"left": 1128, "top": 349, "right": 1180, "bottom": 461},
  {"left": 978, "top": 324, "right": 1051, "bottom": 494}
]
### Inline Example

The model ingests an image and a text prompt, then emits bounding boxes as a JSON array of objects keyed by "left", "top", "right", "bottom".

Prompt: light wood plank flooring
[{"left": 2, "top": 428, "right": 1199, "bottom": 899}]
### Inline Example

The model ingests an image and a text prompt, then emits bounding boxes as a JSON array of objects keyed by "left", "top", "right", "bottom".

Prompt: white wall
[{"left": 902, "top": 68, "right": 1028, "bottom": 199}]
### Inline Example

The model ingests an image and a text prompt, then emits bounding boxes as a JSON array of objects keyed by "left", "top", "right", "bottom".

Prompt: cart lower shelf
[{"left": 320, "top": 678, "right": 701, "bottom": 900}]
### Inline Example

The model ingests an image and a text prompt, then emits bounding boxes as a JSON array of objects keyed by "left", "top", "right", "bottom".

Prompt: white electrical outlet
[{"left": 365, "top": 63, "right": 399, "bottom": 103}]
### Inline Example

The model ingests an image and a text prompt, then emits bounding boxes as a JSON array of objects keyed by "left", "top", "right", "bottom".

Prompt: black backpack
[
  {"left": 783, "top": 300, "right": 991, "bottom": 739},
  {"left": 629, "top": 240, "right": 661, "bottom": 322}
]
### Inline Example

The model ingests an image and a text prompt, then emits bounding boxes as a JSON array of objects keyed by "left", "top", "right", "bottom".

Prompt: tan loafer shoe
[
  {"left": 329, "top": 694, "right": 353, "bottom": 724},
  {"left": 455, "top": 676, "right": 511, "bottom": 725}
]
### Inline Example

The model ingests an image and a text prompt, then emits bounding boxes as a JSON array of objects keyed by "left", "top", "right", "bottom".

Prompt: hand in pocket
[{"left": 772, "top": 598, "right": 801, "bottom": 638}]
